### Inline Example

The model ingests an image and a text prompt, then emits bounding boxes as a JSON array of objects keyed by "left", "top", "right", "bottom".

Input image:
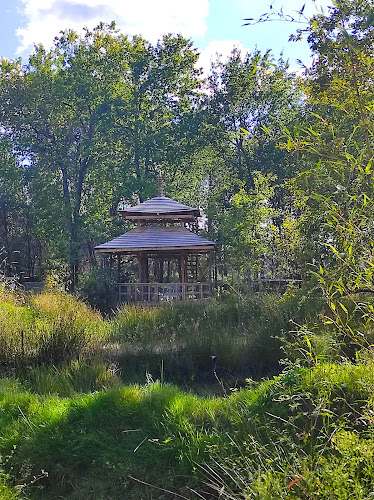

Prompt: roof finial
[{"left": 157, "top": 171, "right": 165, "bottom": 197}]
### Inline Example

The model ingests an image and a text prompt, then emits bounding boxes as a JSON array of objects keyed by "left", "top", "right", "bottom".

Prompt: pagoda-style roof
[
  {"left": 95, "top": 226, "right": 215, "bottom": 253},
  {"left": 119, "top": 195, "right": 200, "bottom": 221}
]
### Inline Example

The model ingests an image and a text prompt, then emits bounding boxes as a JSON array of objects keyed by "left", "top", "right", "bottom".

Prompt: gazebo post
[
  {"left": 145, "top": 254, "right": 149, "bottom": 283},
  {"left": 166, "top": 259, "right": 171, "bottom": 282},
  {"left": 137, "top": 252, "right": 143, "bottom": 301},
  {"left": 137, "top": 252, "right": 146, "bottom": 282},
  {"left": 181, "top": 251, "right": 188, "bottom": 284},
  {"left": 181, "top": 251, "right": 188, "bottom": 301},
  {"left": 214, "top": 247, "right": 218, "bottom": 292},
  {"left": 178, "top": 254, "right": 182, "bottom": 283},
  {"left": 209, "top": 249, "right": 213, "bottom": 283},
  {"left": 158, "top": 258, "right": 164, "bottom": 283},
  {"left": 117, "top": 254, "right": 121, "bottom": 283}
]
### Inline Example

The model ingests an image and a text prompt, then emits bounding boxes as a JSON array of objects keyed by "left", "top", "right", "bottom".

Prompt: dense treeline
[
  {"left": 0, "top": 0, "right": 373, "bottom": 311},
  {"left": 0, "top": 24, "right": 304, "bottom": 288}
]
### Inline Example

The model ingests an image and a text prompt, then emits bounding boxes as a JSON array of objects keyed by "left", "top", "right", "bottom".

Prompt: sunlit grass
[
  {"left": 0, "top": 360, "right": 374, "bottom": 498},
  {"left": 0, "top": 291, "right": 109, "bottom": 364},
  {"left": 3, "top": 288, "right": 374, "bottom": 497}
]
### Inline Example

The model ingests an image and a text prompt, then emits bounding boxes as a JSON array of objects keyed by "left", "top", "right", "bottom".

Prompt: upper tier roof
[{"left": 119, "top": 195, "right": 200, "bottom": 220}]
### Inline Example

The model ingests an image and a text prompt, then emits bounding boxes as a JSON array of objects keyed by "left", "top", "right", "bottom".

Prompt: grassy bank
[{"left": 0, "top": 360, "right": 374, "bottom": 498}]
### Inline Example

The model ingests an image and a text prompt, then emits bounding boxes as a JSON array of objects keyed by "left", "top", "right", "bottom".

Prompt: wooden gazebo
[{"left": 95, "top": 183, "right": 216, "bottom": 303}]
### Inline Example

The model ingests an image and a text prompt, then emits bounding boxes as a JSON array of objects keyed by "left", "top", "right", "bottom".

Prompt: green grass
[
  {"left": 0, "top": 288, "right": 315, "bottom": 383},
  {"left": 1, "top": 359, "right": 374, "bottom": 498},
  {"left": 1, "top": 287, "right": 374, "bottom": 498},
  {"left": 109, "top": 294, "right": 304, "bottom": 383},
  {"left": 0, "top": 291, "right": 108, "bottom": 364},
  {"left": 207, "top": 361, "right": 374, "bottom": 499},
  {"left": 18, "top": 360, "right": 121, "bottom": 397}
]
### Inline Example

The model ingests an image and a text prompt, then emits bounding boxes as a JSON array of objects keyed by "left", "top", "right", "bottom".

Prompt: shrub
[{"left": 79, "top": 268, "right": 117, "bottom": 312}]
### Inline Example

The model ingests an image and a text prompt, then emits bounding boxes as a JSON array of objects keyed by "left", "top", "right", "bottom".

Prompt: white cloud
[
  {"left": 16, "top": 0, "right": 209, "bottom": 55},
  {"left": 197, "top": 40, "right": 251, "bottom": 79}
]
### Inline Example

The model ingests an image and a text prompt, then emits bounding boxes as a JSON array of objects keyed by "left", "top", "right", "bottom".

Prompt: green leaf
[{"left": 338, "top": 302, "right": 348, "bottom": 314}]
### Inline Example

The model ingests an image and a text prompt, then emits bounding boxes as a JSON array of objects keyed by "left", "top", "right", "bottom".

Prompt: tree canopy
[{"left": 0, "top": 2, "right": 372, "bottom": 310}]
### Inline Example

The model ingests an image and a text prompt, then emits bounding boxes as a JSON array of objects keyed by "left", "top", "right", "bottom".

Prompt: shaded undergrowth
[{"left": 0, "top": 285, "right": 322, "bottom": 385}]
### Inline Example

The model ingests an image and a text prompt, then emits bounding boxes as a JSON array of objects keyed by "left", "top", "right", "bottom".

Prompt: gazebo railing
[{"left": 116, "top": 282, "right": 213, "bottom": 303}]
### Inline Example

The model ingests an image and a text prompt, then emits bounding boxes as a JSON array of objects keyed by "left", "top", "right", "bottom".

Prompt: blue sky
[{"left": 0, "top": 0, "right": 331, "bottom": 72}]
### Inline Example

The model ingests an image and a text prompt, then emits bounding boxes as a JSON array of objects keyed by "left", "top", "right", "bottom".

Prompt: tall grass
[
  {"left": 20, "top": 360, "right": 121, "bottom": 397},
  {"left": 203, "top": 361, "right": 374, "bottom": 499},
  {"left": 0, "top": 291, "right": 109, "bottom": 365},
  {"left": 1, "top": 360, "right": 374, "bottom": 498},
  {"left": 0, "top": 286, "right": 322, "bottom": 385},
  {"left": 109, "top": 293, "right": 311, "bottom": 384}
]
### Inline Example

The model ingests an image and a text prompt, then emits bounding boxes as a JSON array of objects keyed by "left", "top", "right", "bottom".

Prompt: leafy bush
[{"left": 79, "top": 268, "right": 117, "bottom": 312}]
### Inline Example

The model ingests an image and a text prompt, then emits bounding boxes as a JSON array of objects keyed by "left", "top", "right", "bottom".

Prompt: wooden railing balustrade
[{"left": 115, "top": 282, "right": 212, "bottom": 303}]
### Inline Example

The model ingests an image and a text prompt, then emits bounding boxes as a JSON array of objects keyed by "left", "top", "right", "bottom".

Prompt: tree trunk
[
  {"left": 60, "top": 166, "right": 76, "bottom": 289},
  {"left": 0, "top": 200, "right": 11, "bottom": 274}
]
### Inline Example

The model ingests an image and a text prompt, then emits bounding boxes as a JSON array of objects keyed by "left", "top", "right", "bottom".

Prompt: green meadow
[{"left": 0, "top": 287, "right": 373, "bottom": 499}]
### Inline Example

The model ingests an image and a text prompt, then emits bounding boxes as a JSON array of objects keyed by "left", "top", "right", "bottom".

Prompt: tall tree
[
  {"left": 279, "top": 0, "right": 374, "bottom": 340},
  {"left": 0, "top": 25, "right": 202, "bottom": 285},
  {"left": 192, "top": 50, "right": 305, "bottom": 279},
  {"left": 0, "top": 138, "right": 22, "bottom": 274},
  {"left": 206, "top": 49, "right": 303, "bottom": 189}
]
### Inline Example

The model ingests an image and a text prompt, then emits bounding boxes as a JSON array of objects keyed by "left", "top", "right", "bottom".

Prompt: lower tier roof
[{"left": 95, "top": 225, "right": 215, "bottom": 253}]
